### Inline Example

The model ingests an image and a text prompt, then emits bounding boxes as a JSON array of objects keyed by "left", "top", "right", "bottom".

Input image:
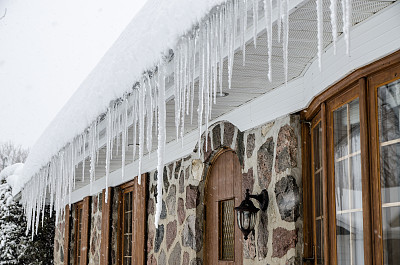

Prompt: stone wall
[
  {"left": 53, "top": 115, "right": 303, "bottom": 265},
  {"left": 146, "top": 115, "right": 303, "bottom": 265},
  {"left": 54, "top": 214, "right": 66, "bottom": 264}
]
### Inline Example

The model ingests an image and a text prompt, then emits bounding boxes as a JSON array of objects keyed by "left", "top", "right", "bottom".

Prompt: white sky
[{"left": 0, "top": 0, "right": 147, "bottom": 148}]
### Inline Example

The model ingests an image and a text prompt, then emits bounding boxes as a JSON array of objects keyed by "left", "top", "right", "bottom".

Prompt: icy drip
[
  {"left": 316, "top": 0, "right": 323, "bottom": 70},
  {"left": 342, "top": 0, "right": 351, "bottom": 55},
  {"left": 282, "top": 0, "right": 289, "bottom": 84},
  {"left": 155, "top": 64, "right": 166, "bottom": 227},
  {"left": 253, "top": 0, "right": 258, "bottom": 47},
  {"left": 264, "top": 0, "right": 272, "bottom": 81},
  {"left": 330, "top": 0, "right": 338, "bottom": 54}
]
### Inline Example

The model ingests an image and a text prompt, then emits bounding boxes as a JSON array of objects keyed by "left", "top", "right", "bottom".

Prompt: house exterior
[{"left": 16, "top": 0, "right": 400, "bottom": 264}]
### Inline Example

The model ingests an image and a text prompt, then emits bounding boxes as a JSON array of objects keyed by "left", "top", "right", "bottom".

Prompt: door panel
[{"left": 205, "top": 150, "right": 243, "bottom": 265}]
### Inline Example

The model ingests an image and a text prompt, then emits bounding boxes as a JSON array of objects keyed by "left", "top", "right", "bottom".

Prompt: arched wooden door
[{"left": 205, "top": 150, "right": 243, "bottom": 265}]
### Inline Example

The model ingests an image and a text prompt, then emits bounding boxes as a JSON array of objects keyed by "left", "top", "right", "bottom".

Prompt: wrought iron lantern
[{"left": 234, "top": 189, "right": 269, "bottom": 240}]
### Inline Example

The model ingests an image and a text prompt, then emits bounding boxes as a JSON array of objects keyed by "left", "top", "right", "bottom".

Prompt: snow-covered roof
[{"left": 21, "top": 0, "right": 225, "bottom": 182}]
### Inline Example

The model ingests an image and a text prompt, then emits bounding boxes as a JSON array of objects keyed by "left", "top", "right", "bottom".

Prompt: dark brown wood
[
  {"left": 116, "top": 188, "right": 122, "bottom": 265},
  {"left": 64, "top": 205, "right": 70, "bottom": 265},
  {"left": 359, "top": 77, "right": 373, "bottom": 265},
  {"left": 367, "top": 62, "right": 400, "bottom": 265},
  {"left": 321, "top": 103, "right": 330, "bottom": 265},
  {"left": 301, "top": 116, "right": 314, "bottom": 261},
  {"left": 101, "top": 188, "right": 112, "bottom": 265},
  {"left": 205, "top": 149, "right": 243, "bottom": 265},
  {"left": 305, "top": 50, "right": 400, "bottom": 120},
  {"left": 133, "top": 173, "right": 148, "bottom": 265},
  {"left": 81, "top": 197, "right": 91, "bottom": 265}
]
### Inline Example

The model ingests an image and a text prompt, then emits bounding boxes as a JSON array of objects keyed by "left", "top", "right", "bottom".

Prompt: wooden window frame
[
  {"left": 301, "top": 50, "right": 400, "bottom": 265},
  {"left": 100, "top": 187, "right": 112, "bottom": 265},
  {"left": 116, "top": 174, "right": 148, "bottom": 265},
  {"left": 69, "top": 197, "right": 90, "bottom": 265}
]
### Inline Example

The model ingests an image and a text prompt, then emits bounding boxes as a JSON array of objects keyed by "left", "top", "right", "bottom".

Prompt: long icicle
[
  {"left": 316, "top": 0, "right": 323, "bottom": 70},
  {"left": 155, "top": 64, "right": 166, "bottom": 227},
  {"left": 264, "top": 0, "right": 272, "bottom": 82},
  {"left": 330, "top": 0, "right": 338, "bottom": 54}
]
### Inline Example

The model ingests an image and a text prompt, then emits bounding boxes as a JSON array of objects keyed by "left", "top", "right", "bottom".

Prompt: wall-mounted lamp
[{"left": 234, "top": 189, "right": 269, "bottom": 240}]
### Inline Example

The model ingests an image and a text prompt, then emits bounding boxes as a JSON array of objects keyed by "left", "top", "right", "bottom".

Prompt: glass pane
[
  {"left": 333, "top": 98, "right": 364, "bottom": 264},
  {"left": 377, "top": 79, "right": 400, "bottom": 264},
  {"left": 316, "top": 219, "right": 324, "bottom": 264},
  {"left": 219, "top": 199, "right": 234, "bottom": 261}
]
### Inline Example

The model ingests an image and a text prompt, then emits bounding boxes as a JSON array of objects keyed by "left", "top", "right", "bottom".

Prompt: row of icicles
[{"left": 20, "top": 0, "right": 352, "bottom": 235}]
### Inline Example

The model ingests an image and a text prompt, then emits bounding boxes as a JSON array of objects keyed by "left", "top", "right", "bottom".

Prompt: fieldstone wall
[
  {"left": 146, "top": 115, "right": 303, "bottom": 265},
  {"left": 53, "top": 115, "right": 303, "bottom": 265},
  {"left": 88, "top": 193, "right": 102, "bottom": 265},
  {"left": 54, "top": 214, "right": 66, "bottom": 264}
]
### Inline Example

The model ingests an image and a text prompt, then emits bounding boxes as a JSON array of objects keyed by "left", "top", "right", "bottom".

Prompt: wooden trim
[
  {"left": 301, "top": 118, "right": 313, "bottom": 260},
  {"left": 100, "top": 188, "right": 112, "bottom": 265},
  {"left": 305, "top": 50, "right": 400, "bottom": 120},
  {"left": 133, "top": 173, "right": 148, "bottom": 265},
  {"left": 321, "top": 103, "right": 330, "bottom": 265},
  {"left": 81, "top": 196, "right": 91, "bottom": 265},
  {"left": 359, "top": 77, "right": 373, "bottom": 265},
  {"left": 64, "top": 205, "right": 70, "bottom": 265}
]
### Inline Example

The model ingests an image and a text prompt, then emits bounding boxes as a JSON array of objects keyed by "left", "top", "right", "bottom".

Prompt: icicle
[
  {"left": 253, "top": 0, "right": 258, "bottom": 47},
  {"left": 82, "top": 133, "right": 85, "bottom": 182},
  {"left": 121, "top": 99, "right": 128, "bottom": 179},
  {"left": 316, "top": 0, "right": 323, "bottom": 71},
  {"left": 132, "top": 91, "right": 138, "bottom": 162},
  {"left": 330, "top": 0, "right": 338, "bottom": 54},
  {"left": 155, "top": 64, "right": 166, "bottom": 228},
  {"left": 242, "top": 0, "right": 247, "bottom": 66},
  {"left": 218, "top": 7, "right": 224, "bottom": 96},
  {"left": 282, "top": 0, "right": 289, "bottom": 84},
  {"left": 190, "top": 34, "right": 197, "bottom": 124},
  {"left": 277, "top": 0, "right": 282, "bottom": 43},
  {"left": 105, "top": 108, "right": 111, "bottom": 200},
  {"left": 138, "top": 81, "right": 145, "bottom": 185},
  {"left": 342, "top": 0, "right": 351, "bottom": 55},
  {"left": 264, "top": 0, "right": 272, "bottom": 81}
]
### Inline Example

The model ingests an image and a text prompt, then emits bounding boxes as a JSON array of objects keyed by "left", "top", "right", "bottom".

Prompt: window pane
[
  {"left": 333, "top": 98, "right": 364, "bottom": 265},
  {"left": 123, "top": 191, "right": 133, "bottom": 265},
  {"left": 377, "top": 79, "right": 400, "bottom": 264},
  {"left": 219, "top": 199, "right": 234, "bottom": 261}
]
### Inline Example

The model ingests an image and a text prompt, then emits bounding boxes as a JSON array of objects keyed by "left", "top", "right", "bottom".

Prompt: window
[
  {"left": 75, "top": 202, "right": 84, "bottom": 265},
  {"left": 117, "top": 174, "right": 147, "bottom": 265},
  {"left": 219, "top": 199, "right": 235, "bottom": 261},
  {"left": 71, "top": 197, "right": 90, "bottom": 265},
  {"left": 302, "top": 51, "right": 400, "bottom": 265}
]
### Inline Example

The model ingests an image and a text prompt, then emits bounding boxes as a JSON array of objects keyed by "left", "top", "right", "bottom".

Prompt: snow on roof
[
  {"left": 21, "top": 0, "right": 225, "bottom": 180},
  {"left": 0, "top": 163, "right": 24, "bottom": 196}
]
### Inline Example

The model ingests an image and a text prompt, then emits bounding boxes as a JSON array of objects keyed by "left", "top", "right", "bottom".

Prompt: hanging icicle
[
  {"left": 155, "top": 64, "right": 166, "bottom": 227},
  {"left": 330, "top": 0, "right": 338, "bottom": 54},
  {"left": 316, "top": 0, "right": 323, "bottom": 70}
]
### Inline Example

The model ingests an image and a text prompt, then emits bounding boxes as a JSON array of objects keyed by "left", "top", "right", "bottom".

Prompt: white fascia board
[{"left": 69, "top": 1, "right": 400, "bottom": 204}]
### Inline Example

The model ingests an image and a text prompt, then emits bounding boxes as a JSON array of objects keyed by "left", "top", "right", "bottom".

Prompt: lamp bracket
[{"left": 248, "top": 189, "right": 269, "bottom": 211}]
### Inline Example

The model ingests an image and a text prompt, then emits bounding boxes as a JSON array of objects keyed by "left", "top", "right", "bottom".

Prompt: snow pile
[
  {"left": 0, "top": 163, "right": 24, "bottom": 196},
  {"left": 20, "top": 0, "right": 353, "bottom": 233}
]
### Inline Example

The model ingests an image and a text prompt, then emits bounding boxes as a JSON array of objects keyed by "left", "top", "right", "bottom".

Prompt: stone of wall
[
  {"left": 88, "top": 193, "right": 103, "bottom": 264},
  {"left": 53, "top": 215, "right": 66, "bottom": 265},
  {"left": 146, "top": 115, "right": 303, "bottom": 265}
]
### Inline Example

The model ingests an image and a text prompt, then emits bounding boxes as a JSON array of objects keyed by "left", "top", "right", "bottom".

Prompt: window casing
[
  {"left": 302, "top": 51, "right": 400, "bottom": 265},
  {"left": 117, "top": 174, "right": 147, "bottom": 265}
]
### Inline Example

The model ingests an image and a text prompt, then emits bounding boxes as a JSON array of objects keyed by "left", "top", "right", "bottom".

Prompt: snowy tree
[
  {"left": 0, "top": 178, "right": 28, "bottom": 264},
  {"left": 0, "top": 141, "right": 28, "bottom": 171}
]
